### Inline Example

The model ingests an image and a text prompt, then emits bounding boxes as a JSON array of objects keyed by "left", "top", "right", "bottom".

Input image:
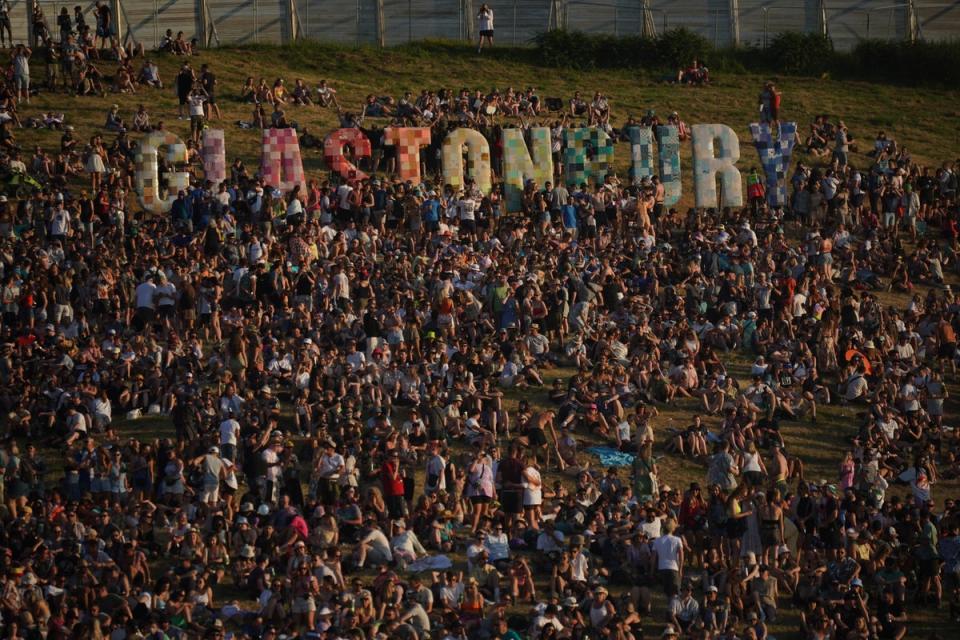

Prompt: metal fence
[{"left": 17, "top": 0, "right": 960, "bottom": 52}]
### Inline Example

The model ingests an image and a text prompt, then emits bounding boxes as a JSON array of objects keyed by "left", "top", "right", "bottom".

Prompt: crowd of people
[{"left": 0, "top": 9, "right": 959, "bottom": 640}]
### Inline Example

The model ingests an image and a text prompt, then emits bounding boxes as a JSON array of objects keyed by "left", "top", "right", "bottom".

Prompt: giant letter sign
[
  {"left": 749, "top": 122, "right": 797, "bottom": 207},
  {"left": 627, "top": 126, "right": 655, "bottom": 184},
  {"left": 201, "top": 129, "right": 226, "bottom": 186},
  {"left": 442, "top": 128, "right": 492, "bottom": 195},
  {"left": 657, "top": 125, "right": 682, "bottom": 206},
  {"left": 260, "top": 128, "right": 306, "bottom": 193},
  {"left": 385, "top": 127, "right": 431, "bottom": 185},
  {"left": 135, "top": 131, "right": 190, "bottom": 214},
  {"left": 502, "top": 127, "right": 553, "bottom": 211},
  {"left": 324, "top": 128, "right": 372, "bottom": 181},
  {"left": 563, "top": 127, "right": 614, "bottom": 188},
  {"left": 691, "top": 124, "right": 743, "bottom": 208}
]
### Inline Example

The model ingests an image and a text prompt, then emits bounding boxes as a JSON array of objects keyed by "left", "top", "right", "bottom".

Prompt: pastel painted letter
[
  {"left": 748, "top": 122, "right": 797, "bottom": 207},
  {"left": 563, "top": 127, "right": 614, "bottom": 188},
  {"left": 442, "top": 127, "right": 493, "bottom": 195},
  {"left": 627, "top": 126, "right": 655, "bottom": 184},
  {"left": 324, "top": 128, "right": 372, "bottom": 181},
  {"left": 384, "top": 127, "right": 432, "bottom": 185},
  {"left": 135, "top": 131, "right": 190, "bottom": 215},
  {"left": 656, "top": 125, "right": 682, "bottom": 206},
  {"left": 502, "top": 127, "right": 553, "bottom": 211},
  {"left": 260, "top": 128, "right": 307, "bottom": 193},
  {"left": 201, "top": 129, "right": 226, "bottom": 186},
  {"left": 691, "top": 124, "right": 743, "bottom": 208}
]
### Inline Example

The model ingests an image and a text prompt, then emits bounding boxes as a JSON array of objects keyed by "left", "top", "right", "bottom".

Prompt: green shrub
[
  {"left": 764, "top": 32, "right": 835, "bottom": 74},
  {"left": 531, "top": 28, "right": 960, "bottom": 86},
  {"left": 656, "top": 28, "right": 712, "bottom": 68}
]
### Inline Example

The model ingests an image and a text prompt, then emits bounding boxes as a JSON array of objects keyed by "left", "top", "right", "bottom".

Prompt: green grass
[
  {"left": 17, "top": 40, "right": 960, "bottom": 638},
  {"left": 20, "top": 39, "right": 960, "bottom": 206}
]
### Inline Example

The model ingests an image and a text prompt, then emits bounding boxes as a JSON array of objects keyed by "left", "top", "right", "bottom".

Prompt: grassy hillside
[{"left": 22, "top": 40, "right": 960, "bottom": 207}]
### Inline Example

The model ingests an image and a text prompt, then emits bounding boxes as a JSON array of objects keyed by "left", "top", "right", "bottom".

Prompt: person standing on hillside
[
  {"left": 175, "top": 61, "right": 195, "bottom": 120},
  {"left": 12, "top": 44, "right": 31, "bottom": 105},
  {"left": 477, "top": 4, "right": 494, "bottom": 53},
  {"left": 200, "top": 63, "right": 220, "bottom": 121},
  {"left": 0, "top": 0, "right": 12, "bottom": 49},
  {"left": 95, "top": 0, "right": 114, "bottom": 50}
]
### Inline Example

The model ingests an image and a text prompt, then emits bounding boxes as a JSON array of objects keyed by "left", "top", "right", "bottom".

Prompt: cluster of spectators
[{"left": 2, "top": 25, "right": 960, "bottom": 640}]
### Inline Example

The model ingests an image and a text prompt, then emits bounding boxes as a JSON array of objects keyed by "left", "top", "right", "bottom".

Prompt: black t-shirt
[
  {"left": 176, "top": 69, "right": 193, "bottom": 95},
  {"left": 499, "top": 456, "right": 524, "bottom": 486},
  {"left": 877, "top": 598, "right": 904, "bottom": 634},
  {"left": 201, "top": 71, "right": 216, "bottom": 96}
]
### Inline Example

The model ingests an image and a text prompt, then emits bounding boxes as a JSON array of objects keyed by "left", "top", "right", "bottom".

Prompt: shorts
[
  {"left": 178, "top": 92, "right": 189, "bottom": 105},
  {"left": 659, "top": 569, "right": 681, "bottom": 596},
  {"left": 501, "top": 489, "right": 522, "bottom": 515},
  {"left": 527, "top": 428, "right": 547, "bottom": 447},
  {"left": 136, "top": 307, "right": 156, "bottom": 325},
  {"left": 200, "top": 485, "right": 219, "bottom": 503},
  {"left": 386, "top": 494, "right": 405, "bottom": 519},
  {"left": 480, "top": 29, "right": 494, "bottom": 37},
  {"left": 470, "top": 494, "right": 492, "bottom": 505},
  {"left": 158, "top": 305, "right": 175, "bottom": 319},
  {"left": 97, "top": 25, "right": 113, "bottom": 38},
  {"left": 939, "top": 342, "right": 956, "bottom": 359},
  {"left": 918, "top": 556, "right": 940, "bottom": 579},
  {"left": 13, "top": 75, "right": 28, "bottom": 92},
  {"left": 292, "top": 596, "right": 316, "bottom": 614},
  {"left": 206, "top": 94, "right": 217, "bottom": 105}
]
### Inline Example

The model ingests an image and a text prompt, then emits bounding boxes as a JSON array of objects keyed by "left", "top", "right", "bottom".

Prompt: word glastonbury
[{"left": 135, "top": 121, "right": 800, "bottom": 213}]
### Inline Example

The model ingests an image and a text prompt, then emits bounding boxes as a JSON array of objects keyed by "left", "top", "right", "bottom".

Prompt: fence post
[
  {"left": 289, "top": 0, "right": 296, "bottom": 43},
  {"left": 407, "top": 0, "right": 411, "bottom": 42},
  {"left": 762, "top": 6, "right": 767, "bottom": 48},
  {"left": 197, "top": 0, "right": 208, "bottom": 46},
  {"left": 728, "top": 0, "right": 739, "bottom": 46},
  {"left": 865, "top": 11, "right": 870, "bottom": 39},
  {"left": 906, "top": 0, "right": 918, "bottom": 42},
  {"left": 614, "top": 3, "right": 618, "bottom": 37},
  {"left": 254, "top": 0, "right": 258, "bottom": 43},
  {"left": 356, "top": 0, "right": 360, "bottom": 46},
  {"left": 153, "top": 0, "right": 158, "bottom": 49},
  {"left": 376, "top": 0, "right": 384, "bottom": 46},
  {"left": 512, "top": 0, "right": 517, "bottom": 45},
  {"left": 465, "top": 0, "right": 475, "bottom": 42}
]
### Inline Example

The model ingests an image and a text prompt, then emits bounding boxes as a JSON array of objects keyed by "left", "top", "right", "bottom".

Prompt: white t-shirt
[
  {"left": 155, "top": 282, "right": 177, "bottom": 308},
  {"left": 50, "top": 209, "right": 71, "bottom": 236},
  {"left": 317, "top": 452, "right": 345, "bottom": 479},
  {"left": 219, "top": 418, "right": 240, "bottom": 446},
  {"left": 189, "top": 95, "right": 206, "bottom": 117},
  {"left": 478, "top": 8, "right": 494, "bottom": 31},
  {"left": 336, "top": 184, "right": 353, "bottom": 210},
  {"left": 135, "top": 281, "right": 157, "bottom": 309},
  {"left": 458, "top": 197, "right": 476, "bottom": 221},
  {"left": 652, "top": 533, "right": 683, "bottom": 571}
]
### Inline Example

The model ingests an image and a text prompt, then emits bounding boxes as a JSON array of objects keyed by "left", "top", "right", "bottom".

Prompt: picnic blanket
[
  {"left": 586, "top": 446, "right": 635, "bottom": 467},
  {"left": 407, "top": 555, "right": 454, "bottom": 573}
]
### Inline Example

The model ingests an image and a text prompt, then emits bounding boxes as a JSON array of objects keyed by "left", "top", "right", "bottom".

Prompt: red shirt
[{"left": 380, "top": 460, "right": 404, "bottom": 497}]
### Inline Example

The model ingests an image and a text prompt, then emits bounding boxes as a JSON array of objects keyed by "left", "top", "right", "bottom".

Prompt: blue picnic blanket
[{"left": 586, "top": 446, "right": 635, "bottom": 467}]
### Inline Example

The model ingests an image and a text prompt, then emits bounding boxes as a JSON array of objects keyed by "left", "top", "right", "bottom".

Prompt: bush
[
  {"left": 764, "top": 32, "right": 834, "bottom": 74},
  {"left": 531, "top": 28, "right": 960, "bottom": 87},
  {"left": 655, "top": 28, "right": 711, "bottom": 69}
]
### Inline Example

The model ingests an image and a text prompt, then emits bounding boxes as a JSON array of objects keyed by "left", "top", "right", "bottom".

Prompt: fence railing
[{"left": 15, "top": 0, "right": 960, "bottom": 52}]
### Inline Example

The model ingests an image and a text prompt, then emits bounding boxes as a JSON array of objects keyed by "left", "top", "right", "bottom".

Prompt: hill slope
[{"left": 23, "top": 40, "right": 960, "bottom": 203}]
